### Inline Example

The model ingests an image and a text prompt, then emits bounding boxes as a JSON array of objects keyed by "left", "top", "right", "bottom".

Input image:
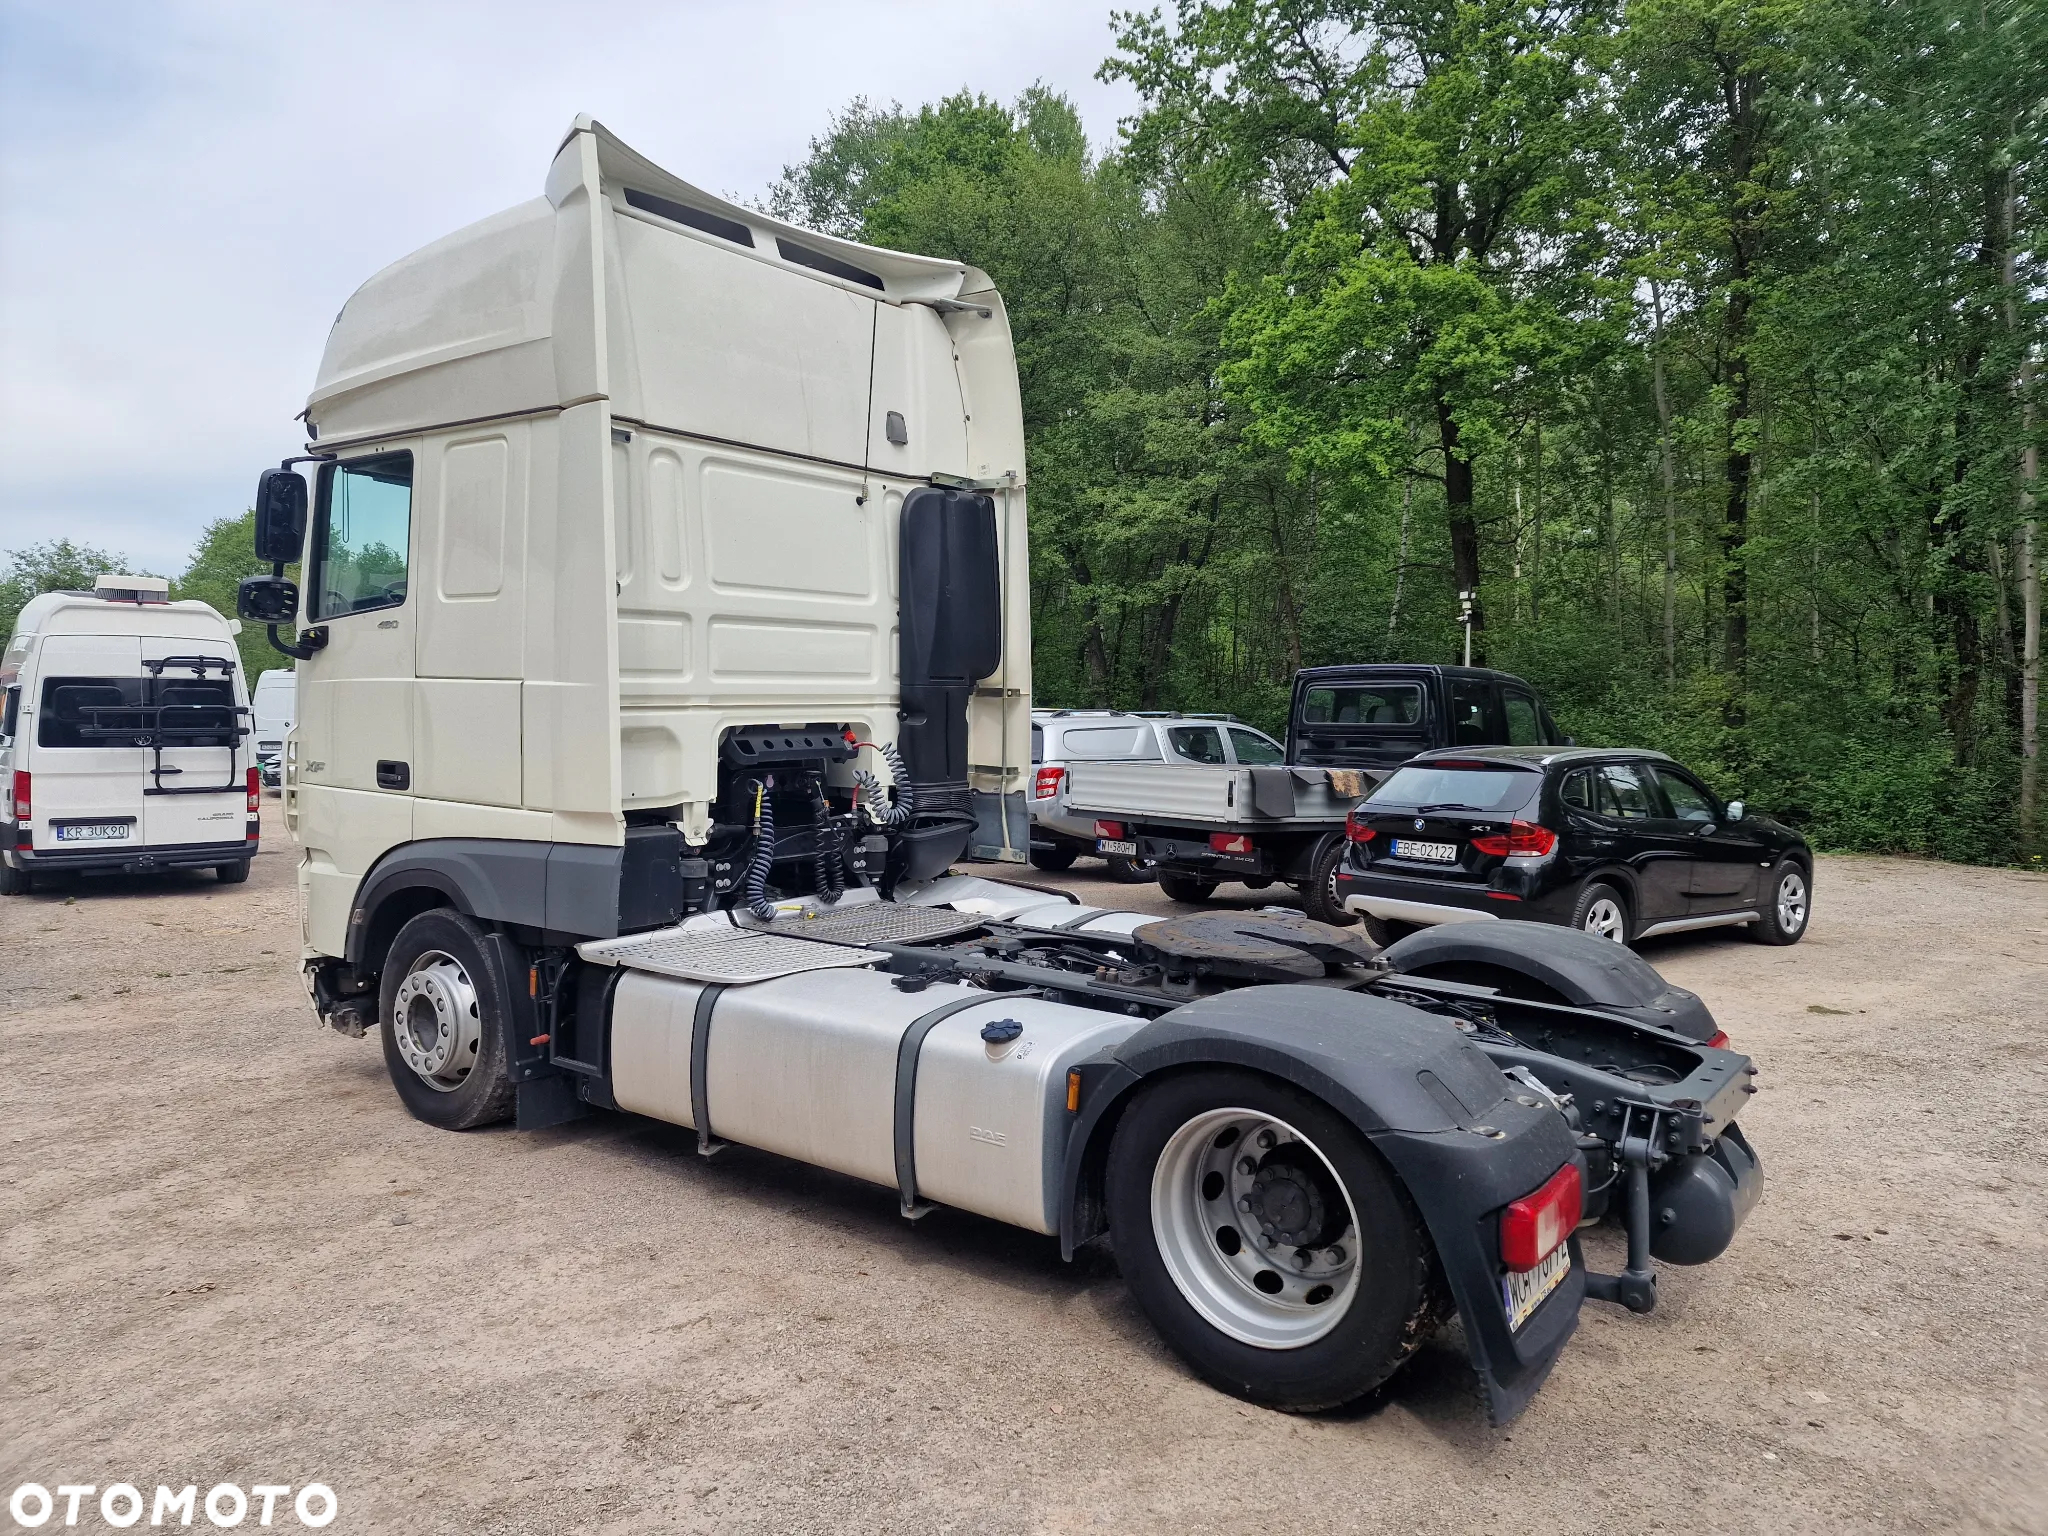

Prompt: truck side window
[
  {"left": 312, "top": 452, "right": 414, "bottom": 620},
  {"left": 1167, "top": 725, "right": 1226, "bottom": 764},
  {"left": 1503, "top": 690, "right": 1543, "bottom": 746}
]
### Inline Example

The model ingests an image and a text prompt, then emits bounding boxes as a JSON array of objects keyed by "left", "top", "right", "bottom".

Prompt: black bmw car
[{"left": 1333, "top": 746, "right": 1812, "bottom": 948}]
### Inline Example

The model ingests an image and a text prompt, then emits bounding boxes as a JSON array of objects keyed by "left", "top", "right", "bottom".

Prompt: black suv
[{"left": 1332, "top": 746, "right": 1812, "bottom": 948}]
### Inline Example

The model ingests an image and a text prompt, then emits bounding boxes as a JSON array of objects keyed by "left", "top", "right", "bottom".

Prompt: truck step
[{"left": 579, "top": 924, "right": 882, "bottom": 985}]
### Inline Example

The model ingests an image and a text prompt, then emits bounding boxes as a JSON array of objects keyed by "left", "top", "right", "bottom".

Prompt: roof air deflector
[
  {"left": 623, "top": 188, "right": 755, "bottom": 248},
  {"left": 776, "top": 238, "right": 886, "bottom": 291}
]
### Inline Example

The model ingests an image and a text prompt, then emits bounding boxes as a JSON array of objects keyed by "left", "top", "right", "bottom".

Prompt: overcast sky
[{"left": 0, "top": 0, "right": 1141, "bottom": 575}]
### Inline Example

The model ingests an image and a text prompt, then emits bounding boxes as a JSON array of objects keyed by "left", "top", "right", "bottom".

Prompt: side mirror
[
  {"left": 1726, "top": 799, "right": 1746, "bottom": 822},
  {"left": 238, "top": 574, "right": 300, "bottom": 625},
  {"left": 1562, "top": 735, "right": 1577, "bottom": 747},
  {"left": 254, "top": 468, "right": 308, "bottom": 564}
]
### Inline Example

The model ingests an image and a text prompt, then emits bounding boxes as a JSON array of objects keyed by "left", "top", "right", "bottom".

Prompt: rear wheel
[
  {"left": 1104, "top": 853, "right": 1156, "bottom": 883},
  {"left": 1158, "top": 871, "right": 1219, "bottom": 904},
  {"left": 378, "top": 909, "right": 517, "bottom": 1130},
  {"left": 1106, "top": 1069, "right": 1439, "bottom": 1411},
  {"left": 1751, "top": 859, "right": 1810, "bottom": 945},
  {"left": 1028, "top": 845, "right": 1078, "bottom": 873},
  {"left": 1299, "top": 836, "right": 1357, "bottom": 927},
  {"left": 1570, "top": 881, "right": 1630, "bottom": 944},
  {"left": 215, "top": 860, "right": 251, "bottom": 884}
]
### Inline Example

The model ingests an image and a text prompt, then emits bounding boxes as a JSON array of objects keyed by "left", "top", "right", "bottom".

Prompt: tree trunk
[
  {"left": 1389, "top": 432, "right": 1415, "bottom": 637},
  {"left": 1650, "top": 281, "right": 1679, "bottom": 686},
  {"left": 1529, "top": 414, "right": 1543, "bottom": 623},
  {"left": 1438, "top": 396, "right": 1482, "bottom": 654}
]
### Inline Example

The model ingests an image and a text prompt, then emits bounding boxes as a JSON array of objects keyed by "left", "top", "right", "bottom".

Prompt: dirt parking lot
[{"left": 4, "top": 803, "right": 2046, "bottom": 1535}]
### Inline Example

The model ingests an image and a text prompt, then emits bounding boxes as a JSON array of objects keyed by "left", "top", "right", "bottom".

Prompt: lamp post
[{"left": 1458, "top": 589, "right": 1476, "bottom": 667}]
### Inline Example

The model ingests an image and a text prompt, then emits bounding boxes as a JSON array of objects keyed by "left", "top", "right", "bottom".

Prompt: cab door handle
[{"left": 376, "top": 760, "right": 410, "bottom": 791}]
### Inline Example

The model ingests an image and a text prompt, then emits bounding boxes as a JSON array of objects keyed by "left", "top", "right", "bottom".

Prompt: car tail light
[
  {"left": 1033, "top": 765, "right": 1066, "bottom": 800},
  {"left": 1469, "top": 820, "right": 1557, "bottom": 857},
  {"left": 1345, "top": 808, "right": 1376, "bottom": 843},
  {"left": 1500, "top": 1162, "right": 1582, "bottom": 1272},
  {"left": 1095, "top": 820, "right": 1125, "bottom": 839},
  {"left": 10, "top": 770, "right": 27, "bottom": 847},
  {"left": 1209, "top": 832, "right": 1251, "bottom": 855},
  {"left": 247, "top": 766, "right": 262, "bottom": 814}
]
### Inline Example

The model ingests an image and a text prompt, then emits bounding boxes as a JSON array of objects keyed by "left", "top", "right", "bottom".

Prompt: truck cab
[{"left": 1, "top": 576, "right": 259, "bottom": 895}]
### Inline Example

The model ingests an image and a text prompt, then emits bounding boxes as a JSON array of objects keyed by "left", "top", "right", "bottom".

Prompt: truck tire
[
  {"left": 1570, "top": 881, "right": 1630, "bottom": 944},
  {"left": 1106, "top": 1068, "right": 1439, "bottom": 1412},
  {"left": 1105, "top": 853, "right": 1156, "bottom": 883},
  {"left": 1157, "top": 871, "right": 1218, "bottom": 904},
  {"left": 1299, "top": 836, "right": 1357, "bottom": 927},
  {"left": 215, "top": 860, "right": 251, "bottom": 884},
  {"left": 378, "top": 909, "right": 518, "bottom": 1131},
  {"left": 1028, "top": 846, "right": 1078, "bottom": 872},
  {"left": 1750, "top": 858, "right": 1810, "bottom": 945}
]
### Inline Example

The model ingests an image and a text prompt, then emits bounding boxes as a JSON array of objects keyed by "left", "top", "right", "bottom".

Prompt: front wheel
[
  {"left": 378, "top": 909, "right": 517, "bottom": 1130},
  {"left": 1157, "top": 871, "right": 1219, "bottom": 904},
  {"left": 1028, "top": 845, "right": 1079, "bottom": 872},
  {"left": 1106, "top": 1069, "right": 1440, "bottom": 1411},
  {"left": 1751, "top": 859, "right": 1811, "bottom": 945}
]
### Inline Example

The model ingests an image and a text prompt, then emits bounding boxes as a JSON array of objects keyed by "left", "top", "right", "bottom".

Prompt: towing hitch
[{"left": 1582, "top": 1104, "right": 1763, "bottom": 1314}]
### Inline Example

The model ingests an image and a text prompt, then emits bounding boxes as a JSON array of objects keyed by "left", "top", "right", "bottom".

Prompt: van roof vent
[{"left": 92, "top": 575, "right": 170, "bottom": 604}]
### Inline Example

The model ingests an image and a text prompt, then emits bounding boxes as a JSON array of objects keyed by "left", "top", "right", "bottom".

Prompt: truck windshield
[{"left": 1366, "top": 763, "right": 1540, "bottom": 814}]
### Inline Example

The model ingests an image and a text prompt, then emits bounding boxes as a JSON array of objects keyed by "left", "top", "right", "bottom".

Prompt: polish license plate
[
  {"left": 1503, "top": 1243, "right": 1571, "bottom": 1331},
  {"left": 1096, "top": 839, "right": 1137, "bottom": 856},
  {"left": 55, "top": 821, "right": 132, "bottom": 843},
  {"left": 1393, "top": 838, "right": 1458, "bottom": 863}
]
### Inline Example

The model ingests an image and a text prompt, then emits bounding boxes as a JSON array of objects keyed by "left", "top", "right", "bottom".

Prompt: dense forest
[
  {"left": 3, "top": 0, "right": 2039, "bottom": 864},
  {"left": 770, "top": 0, "right": 2043, "bottom": 864}
]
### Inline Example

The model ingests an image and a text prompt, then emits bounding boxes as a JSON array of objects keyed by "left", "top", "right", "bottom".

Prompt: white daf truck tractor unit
[
  {"left": 2, "top": 575, "right": 260, "bottom": 895},
  {"left": 235, "top": 117, "right": 1762, "bottom": 1423}
]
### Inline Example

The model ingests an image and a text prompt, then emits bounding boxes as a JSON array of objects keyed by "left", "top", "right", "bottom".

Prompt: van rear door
[
  {"left": 28, "top": 634, "right": 148, "bottom": 853},
  {"left": 140, "top": 644, "right": 247, "bottom": 849}
]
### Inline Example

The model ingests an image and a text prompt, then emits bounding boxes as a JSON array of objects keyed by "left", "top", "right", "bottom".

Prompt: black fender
[
  {"left": 1379, "top": 920, "right": 1718, "bottom": 1042},
  {"left": 1062, "top": 984, "right": 1584, "bottom": 1425}
]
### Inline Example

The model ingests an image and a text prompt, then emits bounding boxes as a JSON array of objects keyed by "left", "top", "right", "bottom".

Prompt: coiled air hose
[
  {"left": 851, "top": 741, "right": 914, "bottom": 827},
  {"left": 808, "top": 775, "right": 844, "bottom": 906},
  {"left": 744, "top": 777, "right": 776, "bottom": 921}
]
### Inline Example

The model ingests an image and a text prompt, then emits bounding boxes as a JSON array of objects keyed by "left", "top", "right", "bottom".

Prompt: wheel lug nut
[
  {"left": 1237, "top": 1157, "right": 1255, "bottom": 1176},
  {"left": 1327, "top": 1245, "right": 1345, "bottom": 1265},
  {"left": 1255, "top": 1130, "right": 1276, "bottom": 1150},
  {"left": 1237, "top": 1197, "right": 1251, "bottom": 1213}
]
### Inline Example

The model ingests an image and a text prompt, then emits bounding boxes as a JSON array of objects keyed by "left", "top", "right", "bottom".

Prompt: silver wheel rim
[
  {"left": 1582, "top": 895, "right": 1627, "bottom": 943},
  {"left": 1776, "top": 871, "right": 1807, "bottom": 933},
  {"left": 1150, "top": 1108, "right": 1361, "bottom": 1349},
  {"left": 390, "top": 949, "right": 483, "bottom": 1092}
]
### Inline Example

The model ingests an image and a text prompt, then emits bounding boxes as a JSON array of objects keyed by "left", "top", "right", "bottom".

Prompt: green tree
[{"left": 0, "top": 539, "right": 138, "bottom": 641}]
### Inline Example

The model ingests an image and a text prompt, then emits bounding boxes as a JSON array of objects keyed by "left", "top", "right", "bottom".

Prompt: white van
[
  {"left": 249, "top": 668, "right": 296, "bottom": 789},
  {"left": 0, "top": 575, "right": 260, "bottom": 895}
]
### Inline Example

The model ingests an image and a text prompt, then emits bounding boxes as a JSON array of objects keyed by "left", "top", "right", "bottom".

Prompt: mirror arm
[{"left": 260, "top": 557, "right": 327, "bottom": 661}]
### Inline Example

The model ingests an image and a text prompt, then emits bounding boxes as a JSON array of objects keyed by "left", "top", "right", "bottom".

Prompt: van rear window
[
  {"left": 1366, "top": 763, "right": 1540, "bottom": 814},
  {"left": 1301, "top": 684, "right": 1423, "bottom": 727},
  {"left": 37, "top": 676, "right": 237, "bottom": 749}
]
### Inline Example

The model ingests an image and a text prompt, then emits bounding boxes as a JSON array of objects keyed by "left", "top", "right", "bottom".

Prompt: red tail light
[
  {"left": 1469, "top": 820, "right": 1557, "bottom": 858},
  {"left": 1705, "top": 1030, "right": 1729, "bottom": 1050},
  {"left": 1033, "top": 765, "right": 1066, "bottom": 800},
  {"left": 1500, "top": 1162, "right": 1582, "bottom": 1272},
  {"left": 1094, "top": 820, "right": 1125, "bottom": 839},
  {"left": 1345, "top": 808, "right": 1376, "bottom": 843},
  {"left": 247, "top": 766, "right": 262, "bottom": 814},
  {"left": 1208, "top": 832, "right": 1252, "bottom": 855},
  {"left": 10, "top": 769, "right": 27, "bottom": 848}
]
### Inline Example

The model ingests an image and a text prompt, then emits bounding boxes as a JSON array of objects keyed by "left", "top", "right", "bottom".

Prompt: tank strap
[
  {"left": 891, "top": 993, "right": 999, "bottom": 1219},
  {"left": 690, "top": 982, "right": 730, "bottom": 1158}
]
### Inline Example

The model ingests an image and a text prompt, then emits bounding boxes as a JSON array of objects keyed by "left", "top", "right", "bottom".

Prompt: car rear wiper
[{"left": 1412, "top": 802, "right": 1486, "bottom": 813}]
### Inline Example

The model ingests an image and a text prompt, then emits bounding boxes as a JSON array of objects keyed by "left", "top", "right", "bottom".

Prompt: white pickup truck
[{"left": 230, "top": 116, "right": 1760, "bottom": 1426}]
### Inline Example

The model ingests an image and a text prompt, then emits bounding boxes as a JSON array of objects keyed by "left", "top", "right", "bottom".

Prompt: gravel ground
[{"left": 3, "top": 804, "right": 2045, "bottom": 1535}]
